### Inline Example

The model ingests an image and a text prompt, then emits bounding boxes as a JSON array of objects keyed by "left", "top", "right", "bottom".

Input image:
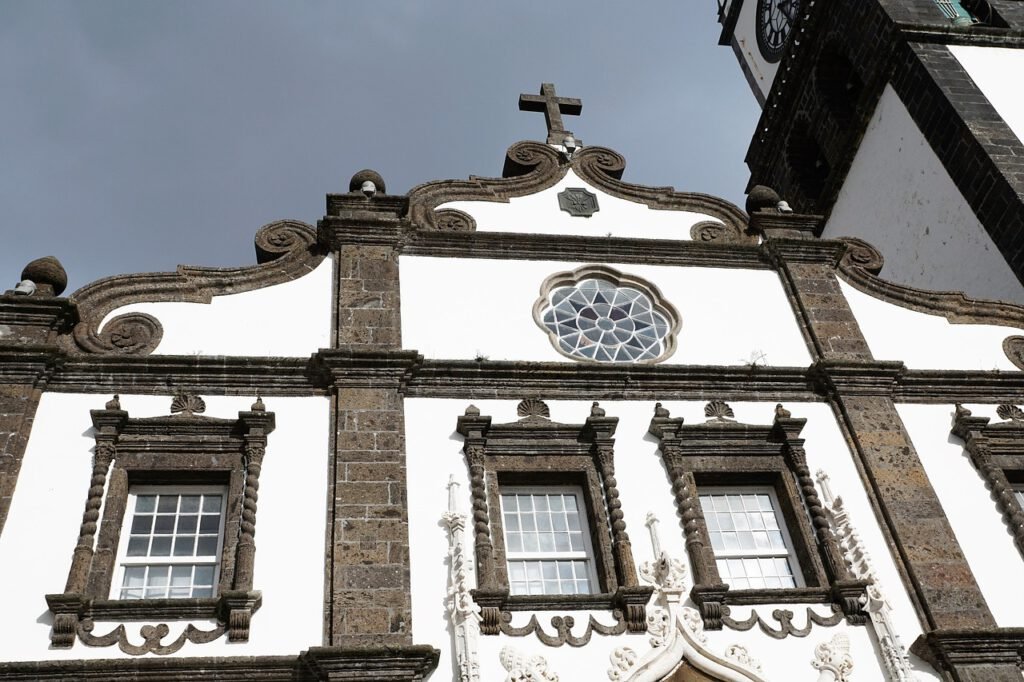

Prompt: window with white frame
[
  {"left": 114, "top": 486, "right": 226, "bottom": 600},
  {"left": 699, "top": 487, "right": 802, "bottom": 590},
  {"left": 500, "top": 487, "right": 598, "bottom": 596}
]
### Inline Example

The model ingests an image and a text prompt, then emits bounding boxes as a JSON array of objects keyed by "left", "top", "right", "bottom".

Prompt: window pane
[
  {"left": 699, "top": 489, "right": 801, "bottom": 589},
  {"left": 126, "top": 536, "right": 149, "bottom": 556},
  {"left": 202, "top": 495, "right": 222, "bottom": 513},
  {"left": 135, "top": 495, "right": 156, "bottom": 513},
  {"left": 179, "top": 496, "right": 200, "bottom": 513},
  {"left": 157, "top": 496, "right": 177, "bottom": 513}
]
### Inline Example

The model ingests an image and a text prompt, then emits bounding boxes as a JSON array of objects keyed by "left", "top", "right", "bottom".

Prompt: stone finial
[
  {"left": 250, "top": 396, "right": 265, "bottom": 412},
  {"left": 745, "top": 185, "right": 782, "bottom": 215},
  {"left": 775, "top": 403, "right": 792, "bottom": 419},
  {"left": 590, "top": 401, "right": 605, "bottom": 418},
  {"left": 20, "top": 256, "right": 68, "bottom": 296},
  {"left": 464, "top": 404, "right": 481, "bottom": 417},
  {"left": 348, "top": 169, "right": 386, "bottom": 196},
  {"left": 654, "top": 402, "right": 670, "bottom": 418},
  {"left": 105, "top": 395, "right": 121, "bottom": 411}
]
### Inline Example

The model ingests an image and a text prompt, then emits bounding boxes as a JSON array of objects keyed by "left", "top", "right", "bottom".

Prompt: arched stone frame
[
  {"left": 455, "top": 400, "right": 653, "bottom": 635},
  {"left": 532, "top": 264, "right": 682, "bottom": 365},
  {"left": 45, "top": 395, "right": 273, "bottom": 650},
  {"left": 647, "top": 403, "right": 867, "bottom": 630}
]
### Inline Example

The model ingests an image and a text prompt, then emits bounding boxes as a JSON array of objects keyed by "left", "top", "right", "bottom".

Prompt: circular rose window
[{"left": 534, "top": 266, "right": 679, "bottom": 363}]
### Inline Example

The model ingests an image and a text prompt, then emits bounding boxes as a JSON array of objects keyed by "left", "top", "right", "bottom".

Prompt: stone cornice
[
  {"left": 810, "top": 359, "right": 906, "bottom": 397},
  {"left": 0, "top": 344, "right": 66, "bottom": 386},
  {"left": 46, "top": 354, "right": 321, "bottom": 395},
  {"left": 402, "top": 231, "right": 770, "bottom": 269},
  {"left": 314, "top": 349, "right": 423, "bottom": 389},
  {"left": 911, "top": 627, "right": 1024, "bottom": 669},
  {"left": 20, "top": 351, "right": 1024, "bottom": 404},
  {"left": 406, "top": 359, "right": 821, "bottom": 402},
  {"left": 0, "top": 646, "right": 440, "bottom": 681},
  {"left": 0, "top": 295, "right": 78, "bottom": 330}
]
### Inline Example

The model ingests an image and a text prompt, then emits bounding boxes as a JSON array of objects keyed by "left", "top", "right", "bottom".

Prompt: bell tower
[{"left": 718, "top": 0, "right": 1024, "bottom": 304}]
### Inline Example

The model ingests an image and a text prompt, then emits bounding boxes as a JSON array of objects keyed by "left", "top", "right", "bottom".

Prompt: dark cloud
[{"left": 1, "top": 1, "right": 759, "bottom": 291}]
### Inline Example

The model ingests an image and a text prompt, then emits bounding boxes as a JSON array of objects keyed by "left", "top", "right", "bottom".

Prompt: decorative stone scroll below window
[
  {"left": 952, "top": 403, "right": 1024, "bottom": 558},
  {"left": 45, "top": 394, "right": 274, "bottom": 652},
  {"left": 647, "top": 402, "right": 867, "bottom": 630},
  {"left": 533, "top": 265, "right": 680, "bottom": 364},
  {"left": 455, "top": 399, "right": 653, "bottom": 636}
]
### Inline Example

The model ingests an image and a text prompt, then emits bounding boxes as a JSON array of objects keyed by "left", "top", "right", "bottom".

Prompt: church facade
[
  {"left": 718, "top": 0, "right": 1024, "bottom": 305},
  {"left": 3, "top": 86, "right": 1024, "bottom": 680}
]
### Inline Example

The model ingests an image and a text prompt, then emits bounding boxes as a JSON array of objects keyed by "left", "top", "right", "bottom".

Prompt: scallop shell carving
[
  {"left": 704, "top": 400, "right": 735, "bottom": 422},
  {"left": 517, "top": 398, "right": 550, "bottom": 420},
  {"left": 997, "top": 404, "right": 1024, "bottom": 422},
  {"left": 170, "top": 393, "right": 206, "bottom": 415}
]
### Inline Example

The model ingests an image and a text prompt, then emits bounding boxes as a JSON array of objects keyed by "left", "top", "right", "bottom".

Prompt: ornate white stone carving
[
  {"left": 817, "top": 470, "right": 918, "bottom": 681},
  {"left": 500, "top": 645, "right": 559, "bottom": 681},
  {"left": 603, "top": 513, "right": 765, "bottom": 682},
  {"left": 443, "top": 476, "right": 482, "bottom": 682},
  {"left": 812, "top": 633, "right": 855, "bottom": 681},
  {"left": 608, "top": 647, "right": 638, "bottom": 680},
  {"left": 723, "top": 644, "right": 762, "bottom": 673}
]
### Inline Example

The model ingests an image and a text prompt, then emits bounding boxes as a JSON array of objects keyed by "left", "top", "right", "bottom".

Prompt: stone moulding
[
  {"left": 647, "top": 403, "right": 867, "bottom": 630},
  {"left": 405, "top": 140, "right": 751, "bottom": 243},
  {"left": 65, "top": 219, "right": 323, "bottom": 356},
  {"left": 442, "top": 477, "right": 481, "bottom": 682},
  {"left": 837, "top": 237, "right": 1024, "bottom": 330},
  {"left": 951, "top": 403, "right": 1024, "bottom": 559},
  {"left": 456, "top": 401, "right": 652, "bottom": 635},
  {"left": 0, "top": 646, "right": 440, "bottom": 681},
  {"left": 46, "top": 395, "right": 274, "bottom": 650}
]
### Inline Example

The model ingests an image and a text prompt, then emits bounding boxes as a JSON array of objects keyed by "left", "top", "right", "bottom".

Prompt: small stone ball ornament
[
  {"left": 745, "top": 185, "right": 782, "bottom": 215},
  {"left": 348, "top": 168, "right": 386, "bottom": 195},
  {"left": 20, "top": 255, "right": 68, "bottom": 296}
]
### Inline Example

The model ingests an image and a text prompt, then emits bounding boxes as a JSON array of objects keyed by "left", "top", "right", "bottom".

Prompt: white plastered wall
[
  {"left": 438, "top": 170, "right": 728, "bottom": 241},
  {"left": 400, "top": 257, "right": 812, "bottom": 368},
  {"left": 838, "top": 279, "right": 1024, "bottom": 371},
  {"left": 0, "top": 393, "right": 329, "bottom": 660},
  {"left": 823, "top": 85, "right": 1024, "bottom": 305},
  {"left": 898, "top": 403, "right": 1024, "bottom": 628},
  {"left": 949, "top": 45, "right": 1024, "bottom": 145},
  {"left": 406, "top": 398, "right": 937, "bottom": 680},
  {"left": 97, "top": 256, "right": 333, "bottom": 357}
]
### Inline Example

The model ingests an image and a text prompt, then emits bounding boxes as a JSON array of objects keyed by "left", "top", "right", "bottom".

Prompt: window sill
[
  {"left": 45, "top": 590, "right": 262, "bottom": 647},
  {"left": 472, "top": 585, "right": 653, "bottom": 634}
]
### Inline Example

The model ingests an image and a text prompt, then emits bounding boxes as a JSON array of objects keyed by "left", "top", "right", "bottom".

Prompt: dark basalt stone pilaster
[
  {"left": 761, "top": 217, "right": 1000, "bottom": 678},
  {"left": 319, "top": 176, "right": 418, "bottom": 646},
  {"left": 910, "top": 628, "right": 1024, "bottom": 682}
]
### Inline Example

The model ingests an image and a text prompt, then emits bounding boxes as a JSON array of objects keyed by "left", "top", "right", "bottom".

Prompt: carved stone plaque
[{"left": 557, "top": 188, "right": 599, "bottom": 218}]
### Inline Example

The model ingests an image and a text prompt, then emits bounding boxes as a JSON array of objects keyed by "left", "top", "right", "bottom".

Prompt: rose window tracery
[{"left": 534, "top": 267, "right": 679, "bottom": 363}]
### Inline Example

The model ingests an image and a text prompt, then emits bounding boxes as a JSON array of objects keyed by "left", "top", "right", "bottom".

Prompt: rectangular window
[
  {"left": 113, "top": 486, "right": 226, "bottom": 600},
  {"left": 699, "top": 487, "right": 802, "bottom": 590},
  {"left": 500, "top": 487, "right": 598, "bottom": 596}
]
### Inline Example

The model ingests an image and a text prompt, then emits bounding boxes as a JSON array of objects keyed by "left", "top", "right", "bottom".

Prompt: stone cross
[{"left": 519, "top": 83, "right": 582, "bottom": 145}]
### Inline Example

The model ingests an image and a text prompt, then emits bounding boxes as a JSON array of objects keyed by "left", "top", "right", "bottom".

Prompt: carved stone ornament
[
  {"left": 443, "top": 477, "right": 482, "bottom": 682},
  {"left": 605, "top": 514, "right": 767, "bottom": 682},
  {"left": 1002, "top": 335, "right": 1024, "bottom": 370},
  {"left": 170, "top": 392, "right": 206, "bottom": 415},
  {"left": 558, "top": 187, "right": 600, "bottom": 217},
  {"left": 690, "top": 221, "right": 736, "bottom": 243},
  {"left": 517, "top": 398, "right": 551, "bottom": 420},
  {"left": 433, "top": 208, "right": 477, "bottom": 232},
  {"left": 811, "top": 633, "right": 854, "bottom": 681},
  {"left": 996, "top": 404, "right": 1024, "bottom": 422},
  {"left": 704, "top": 400, "right": 735, "bottom": 422},
  {"left": 77, "top": 620, "right": 225, "bottom": 656},
  {"left": 816, "top": 471, "right": 917, "bottom": 681},
  {"left": 500, "top": 645, "right": 559, "bottom": 682}
]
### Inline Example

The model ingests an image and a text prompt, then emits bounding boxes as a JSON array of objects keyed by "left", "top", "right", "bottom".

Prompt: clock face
[{"left": 756, "top": 0, "right": 799, "bottom": 63}]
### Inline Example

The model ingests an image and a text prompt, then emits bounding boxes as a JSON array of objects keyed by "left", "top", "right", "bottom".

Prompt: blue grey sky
[{"left": 1, "top": 2, "right": 760, "bottom": 292}]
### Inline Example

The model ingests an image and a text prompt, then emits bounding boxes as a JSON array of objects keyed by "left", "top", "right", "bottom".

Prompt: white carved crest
[{"left": 500, "top": 645, "right": 559, "bottom": 682}]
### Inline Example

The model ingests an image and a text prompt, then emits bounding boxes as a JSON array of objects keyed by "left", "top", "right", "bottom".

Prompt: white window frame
[
  {"left": 698, "top": 485, "right": 805, "bottom": 589},
  {"left": 111, "top": 484, "right": 228, "bottom": 600},
  {"left": 499, "top": 485, "right": 600, "bottom": 595}
]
